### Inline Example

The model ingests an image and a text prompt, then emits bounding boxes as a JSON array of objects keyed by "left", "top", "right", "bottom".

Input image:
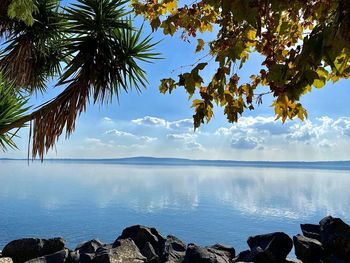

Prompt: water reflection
[
  {"left": 0, "top": 160, "right": 350, "bottom": 249},
  {"left": 1, "top": 161, "right": 349, "bottom": 218}
]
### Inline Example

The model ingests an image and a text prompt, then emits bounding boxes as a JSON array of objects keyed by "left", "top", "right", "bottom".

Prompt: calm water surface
[{"left": 1, "top": 160, "right": 350, "bottom": 252}]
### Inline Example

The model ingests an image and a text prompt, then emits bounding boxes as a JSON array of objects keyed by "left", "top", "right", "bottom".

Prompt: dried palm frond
[{"left": 0, "top": 0, "right": 66, "bottom": 92}]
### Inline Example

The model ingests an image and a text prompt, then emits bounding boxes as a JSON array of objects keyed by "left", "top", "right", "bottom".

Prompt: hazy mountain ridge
[{"left": 1, "top": 156, "right": 350, "bottom": 170}]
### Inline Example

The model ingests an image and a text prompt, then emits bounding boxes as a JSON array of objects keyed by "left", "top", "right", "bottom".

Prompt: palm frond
[
  {"left": 0, "top": 0, "right": 66, "bottom": 92},
  {"left": 0, "top": 72, "right": 30, "bottom": 151}
]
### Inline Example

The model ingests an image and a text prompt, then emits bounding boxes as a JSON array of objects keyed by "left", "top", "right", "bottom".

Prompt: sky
[{"left": 1, "top": 12, "right": 350, "bottom": 161}]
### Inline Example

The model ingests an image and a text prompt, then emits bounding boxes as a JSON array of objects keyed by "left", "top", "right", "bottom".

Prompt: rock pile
[{"left": 0, "top": 216, "right": 349, "bottom": 263}]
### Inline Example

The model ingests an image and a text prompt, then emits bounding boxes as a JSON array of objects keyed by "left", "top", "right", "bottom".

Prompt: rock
[
  {"left": 163, "top": 235, "right": 186, "bottom": 263},
  {"left": 0, "top": 258, "right": 13, "bottom": 263},
  {"left": 2, "top": 238, "right": 65, "bottom": 263},
  {"left": 141, "top": 242, "right": 161, "bottom": 263},
  {"left": 247, "top": 232, "right": 293, "bottom": 262},
  {"left": 232, "top": 247, "right": 276, "bottom": 263},
  {"left": 183, "top": 243, "right": 233, "bottom": 263},
  {"left": 67, "top": 251, "right": 80, "bottom": 263},
  {"left": 301, "top": 224, "right": 321, "bottom": 241},
  {"left": 206, "top": 244, "right": 235, "bottom": 261},
  {"left": 285, "top": 259, "right": 303, "bottom": 263},
  {"left": 293, "top": 234, "right": 324, "bottom": 263},
  {"left": 326, "top": 254, "right": 348, "bottom": 263},
  {"left": 319, "top": 216, "right": 350, "bottom": 260},
  {"left": 75, "top": 239, "right": 103, "bottom": 254},
  {"left": 95, "top": 239, "right": 146, "bottom": 263},
  {"left": 24, "top": 250, "right": 68, "bottom": 263},
  {"left": 116, "top": 225, "right": 165, "bottom": 257}
]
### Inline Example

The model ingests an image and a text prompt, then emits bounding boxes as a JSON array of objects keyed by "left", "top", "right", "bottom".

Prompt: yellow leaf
[
  {"left": 196, "top": 39, "right": 205, "bottom": 53},
  {"left": 163, "top": 1, "right": 177, "bottom": 12}
]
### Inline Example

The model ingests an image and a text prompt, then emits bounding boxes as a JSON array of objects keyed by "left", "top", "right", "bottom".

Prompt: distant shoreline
[{"left": 1, "top": 157, "right": 350, "bottom": 171}]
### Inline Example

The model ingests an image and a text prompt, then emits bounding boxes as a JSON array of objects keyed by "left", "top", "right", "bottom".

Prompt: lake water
[{"left": 1, "top": 160, "right": 350, "bottom": 253}]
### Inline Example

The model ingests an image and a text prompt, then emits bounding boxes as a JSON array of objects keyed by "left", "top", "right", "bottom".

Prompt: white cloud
[
  {"left": 104, "top": 129, "right": 157, "bottom": 143},
  {"left": 104, "top": 129, "right": 135, "bottom": 137},
  {"left": 184, "top": 141, "right": 204, "bottom": 151},
  {"left": 231, "top": 137, "right": 261, "bottom": 150},
  {"left": 166, "top": 133, "right": 197, "bottom": 141},
  {"left": 132, "top": 116, "right": 167, "bottom": 127},
  {"left": 132, "top": 116, "right": 194, "bottom": 131},
  {"left": 168, "top": 119, "right": 193, "bottom": 131},
  {"left": 215, "top": 116, "right": 290, "bottom": 136}
]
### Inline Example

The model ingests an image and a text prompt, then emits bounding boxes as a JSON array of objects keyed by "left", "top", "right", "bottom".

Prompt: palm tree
[{"left": 0, "top": 0, "right": 159, "bottom": 159}]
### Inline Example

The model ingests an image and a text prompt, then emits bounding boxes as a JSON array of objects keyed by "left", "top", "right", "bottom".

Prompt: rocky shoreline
[{"left": 0, "top": 216, "right": 349, "bottom": 263}]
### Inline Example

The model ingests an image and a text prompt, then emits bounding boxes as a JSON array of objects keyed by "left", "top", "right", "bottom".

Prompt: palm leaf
[
  {"left": 0, "top": 0, "right": 66, "bottom": 92},
  {"left": 0, "top": 72, "right": 30, "bottom": 151}
]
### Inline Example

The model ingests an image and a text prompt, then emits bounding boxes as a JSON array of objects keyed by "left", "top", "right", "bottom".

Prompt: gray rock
[
  {"left": 163, "top": 235, "right": 186, "bottom": 263},
  {"left": 0, "top": 258, "right": 13, "bottom": 263},
  {"left": 141, "top": 242, "right": 161, "bottom": 263},
  {"left": 95, "top": 239, "right": 146, "bottom": 263},
  {"left": 301, "top": 224, "right": 321, "bottom": 241},
  {"left": 319, "top": 216, "right": 350, "bottom": 260},
  {"left": 115, "top": 225, "right": 165, "bottom": 257},
  {"left": 24, "top": 250, "right": 68, "bottom": 263},
  {"left": 183, "top": 243, "right": 233, "bottom": 263},
  {"left": 293, "top": 234, "right": 324, "bottom": 263},
  {"left": 2, "top": 238, "right": 65, "bottom": 263},
  {"left": 285, "top": 259, "right": 303, "bottom": 263},
  {"left": 247, "top": 232, "right": 293, "bottom": 262},
  {"left": 75, "top": 240, "right": 102, "bottom": 254}
]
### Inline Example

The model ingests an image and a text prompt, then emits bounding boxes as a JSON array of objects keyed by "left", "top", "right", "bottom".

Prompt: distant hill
[{"left": 1, "top": 156, "right": 350, "bottom": 170}]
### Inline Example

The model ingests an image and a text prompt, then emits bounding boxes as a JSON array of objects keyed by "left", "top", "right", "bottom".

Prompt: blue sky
[{"left": 1, "top": 16, "right": 350, "bottom": 161}]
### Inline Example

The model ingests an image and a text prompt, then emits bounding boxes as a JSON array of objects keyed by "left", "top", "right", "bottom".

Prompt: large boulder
[
  {"left": 293, "top": 234, "right": 324, "bottom": 263},
  {"left": 115, "top": 225, "right": 165, "bottom": 257},
  {"left": 233, "top": 247, "right": 276, "bottom": 263},
  {"left": 300, "top": 224, "right": 321, "bottom": 241},
  {"left": 319, "top": 216, "right": 350, "bottom": 260},
  {"left": 2, "top": 238, "right": 65, "bottom": 263},
  {"left": 24, "top": 250, "right": 68, "bottom": 263},
  {"left": 141, "top": 242, "right": 161, "bottom": 263},
  {"left": 75, "top": 240, "right": 103, "bottom": 255},
  {"left": 247, "top": 232, "right": 293, "bottom": 262},
  {"left": 95, "top": 239, "right": 146, "bottom": 263},
  {"left": 183, "top": 243, "right": 234, "bottom": 263},
  {"left": 163, "top": 235, "right": 186, "bottom": 263}
]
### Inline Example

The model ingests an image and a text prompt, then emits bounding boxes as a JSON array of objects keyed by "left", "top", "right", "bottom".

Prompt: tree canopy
[
  {"left": 0, "top": 0, "right": 158, "bottom": 158},
  {"left": 132, "top": 0, "right": 350, "bottom": 127},
  {"left": 1, "top": 0, "right": 350, "bottom": 158}
]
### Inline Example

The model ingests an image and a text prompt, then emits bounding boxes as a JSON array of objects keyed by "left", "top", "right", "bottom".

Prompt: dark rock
[
  {"left": 301, "top": 224, "right": 321, "bottom": 241},
  {"left": 79, "top": 253, "right": 95, "bottom": 263},
  {"left": 24, "top": 250, "right": 68, "bottom": 263},
  {"left": 247, "top": 232, "right": 293, "bottom": 262},
  {"left": 2, "top": 238, "right": 65, "bottom": 263},
  {"left": 115, "top": 225, "right": 165, "bottom": 257},
  {"left": 183, "top": 243, "right": 233, "bottom": 263},
  {"left": 232, "top": 247, "right": 275, "bottom": 263},
  {"left": 319, "top": 216, "right": 350, "bottom": 260},
  {"left": 94, "top": 239, "right": 146, "bottom": 263},
  {"left": 293, "top": 234, "right": 324, "bottom": 263},
  {"left": 141, "top": 242, "right": 161, "bottom": 263},
  {"left": 67, "top": 251, "right": 79, "bottom": 263},
  {"left": 75, "top": 240, "right": 103, "bottom": 254},
  {"left": 326, "top": 254, "right": 348, "bottom": 263},
  {"left": 285, "top": 259, "right": 303, "bottom": 263},
  {"left": 206, "top": 244, "right": 235, "bottom": 262},
  {"left": 163, "top": 235, "right": 186, "bottom": 263}
]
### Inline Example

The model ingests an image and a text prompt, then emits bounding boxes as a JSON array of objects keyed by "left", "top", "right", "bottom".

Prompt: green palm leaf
[{"left": 0, "top": 72, "right": 30, "bottom": 151}]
